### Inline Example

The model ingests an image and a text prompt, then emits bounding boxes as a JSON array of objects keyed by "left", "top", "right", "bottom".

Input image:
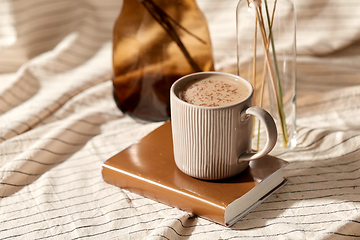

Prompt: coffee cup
[{"left": 170, "top": 71, "right": 277, "bottom": 180}]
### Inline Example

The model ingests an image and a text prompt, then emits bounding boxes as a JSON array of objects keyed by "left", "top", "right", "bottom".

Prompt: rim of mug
[{"left": 170, "top": 71, "right": 254, "bottom": 109}]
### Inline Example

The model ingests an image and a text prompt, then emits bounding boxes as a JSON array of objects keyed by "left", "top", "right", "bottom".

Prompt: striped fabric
[{"left": 1, "top": 0, "right": 360, "bottom": 239}]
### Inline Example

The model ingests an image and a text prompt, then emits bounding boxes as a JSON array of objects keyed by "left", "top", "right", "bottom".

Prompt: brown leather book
[{"left": 101, "top": 121, "right": 289, "bottom": 227}]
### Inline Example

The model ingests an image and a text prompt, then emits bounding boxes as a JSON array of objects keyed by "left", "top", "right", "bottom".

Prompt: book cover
[{"left": 101, "top": 121, "right": 289, "bottom": 227}]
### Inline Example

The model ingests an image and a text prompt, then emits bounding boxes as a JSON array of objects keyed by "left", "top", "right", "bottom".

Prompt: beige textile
[{"left": 1, "top": 0, "right": 360, "bottom": 239}]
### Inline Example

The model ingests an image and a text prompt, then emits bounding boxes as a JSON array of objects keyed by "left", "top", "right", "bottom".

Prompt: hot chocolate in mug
[{"left": 170, "top": 71, "right": 277, "bottom": 180}]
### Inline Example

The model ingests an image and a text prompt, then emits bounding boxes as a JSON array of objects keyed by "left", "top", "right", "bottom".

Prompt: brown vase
[{"left": 112, "top": 0, "right": 214, "bottom": 122}]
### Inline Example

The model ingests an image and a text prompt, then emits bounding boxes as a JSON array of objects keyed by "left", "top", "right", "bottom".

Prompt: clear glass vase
[
  {"left": 112, "top": 0, "right": 214, "bottom": 122},
  {"left": 236, "top": 0, "right": 297, "bottom": 155}
]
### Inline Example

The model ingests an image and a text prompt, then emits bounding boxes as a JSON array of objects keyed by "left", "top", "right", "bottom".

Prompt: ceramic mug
[{"left": 170, "top": 72, "right": 277, "bottom": 180}]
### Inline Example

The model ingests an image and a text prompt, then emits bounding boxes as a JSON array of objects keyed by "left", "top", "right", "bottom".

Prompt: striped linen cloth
[{"left": 1, "top": 0, "right": 360, "bottom": 239}]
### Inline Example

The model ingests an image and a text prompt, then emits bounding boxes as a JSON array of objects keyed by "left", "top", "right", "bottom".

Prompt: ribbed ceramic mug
[{"left": 170, "top": 72, "right": 277, "bottom": 180}]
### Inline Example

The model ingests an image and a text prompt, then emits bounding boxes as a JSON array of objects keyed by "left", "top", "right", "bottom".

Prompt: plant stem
[
  {"left": 253, "top": 0, "right": 288, "bottom": 148},
  {"left": 264, "top": 0, "right": 288, "bottom": 147},
  {"left": 139, "top": 0, "right": 202, "bottom": 72},
  {"left": 253, "top": 12, "right": 258, "bottom": 146},
  {"left": 256, "top": 0, "right": 276, "bottom": 150}
]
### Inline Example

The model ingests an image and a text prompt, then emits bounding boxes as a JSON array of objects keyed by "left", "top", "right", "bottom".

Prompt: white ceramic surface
[{"left": 170, "top": 72, "right": 277, "bottom": 180}]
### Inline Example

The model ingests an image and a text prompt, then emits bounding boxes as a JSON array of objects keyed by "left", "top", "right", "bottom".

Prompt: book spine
[{"left": 101, "top": 163, "right": 226, "bottom": 226}]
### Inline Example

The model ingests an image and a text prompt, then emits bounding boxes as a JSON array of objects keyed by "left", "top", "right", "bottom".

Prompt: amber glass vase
[{"left": 112, "top": 0, "right": 214, "bottom": 122}]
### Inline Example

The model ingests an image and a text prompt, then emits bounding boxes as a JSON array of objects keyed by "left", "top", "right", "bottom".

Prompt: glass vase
[
  {"left": 112, "top": 0, "right": 214, "bottom": 122},
  {"left": 236, "top": 0, "right": 297, "bottom": 155}
]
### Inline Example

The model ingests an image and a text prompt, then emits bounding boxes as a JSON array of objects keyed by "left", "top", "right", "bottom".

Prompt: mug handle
[{"left": 238, "top": 106, "right": 277, "bottom": 161}]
